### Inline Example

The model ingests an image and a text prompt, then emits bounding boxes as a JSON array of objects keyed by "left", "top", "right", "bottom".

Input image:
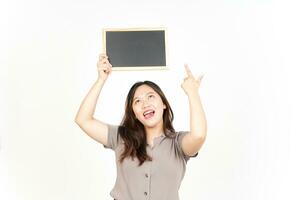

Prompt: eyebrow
[{"left": 133, "top": 92, "right": 155, "bottom": 101}]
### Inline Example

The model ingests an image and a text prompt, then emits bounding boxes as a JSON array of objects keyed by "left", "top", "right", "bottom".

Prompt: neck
[
  {"left": 145, "top": 126, "right": 164, "bottom": 138},
  {"left": 145, "top": 121, "right": 164, "bottom": 139}
]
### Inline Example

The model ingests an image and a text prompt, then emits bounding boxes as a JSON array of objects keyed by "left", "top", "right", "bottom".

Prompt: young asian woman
[{"left": 75, "top": 54, "right": 207, "bottom": 200}]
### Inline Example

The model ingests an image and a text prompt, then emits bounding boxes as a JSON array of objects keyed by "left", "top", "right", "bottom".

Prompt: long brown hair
[{"left": 118, "top": 81, "right": 176, "bottom": 166}]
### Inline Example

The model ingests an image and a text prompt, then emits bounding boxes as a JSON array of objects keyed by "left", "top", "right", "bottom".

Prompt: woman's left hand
[{"left": 181, "top": 64, "right": 204, "bottom": 96}]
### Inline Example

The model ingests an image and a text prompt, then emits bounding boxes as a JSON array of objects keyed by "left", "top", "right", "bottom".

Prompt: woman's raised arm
[
  {"left": 74, "top": 54, "right": 112, "bottom": 145},
  {"left": 180, "top": 64, "right": 207, "bottom": 156}
]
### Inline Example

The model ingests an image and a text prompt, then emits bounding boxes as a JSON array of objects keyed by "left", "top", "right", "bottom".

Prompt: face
[{"left": 132, "top": 84, "right": 166, "bottom": 128}]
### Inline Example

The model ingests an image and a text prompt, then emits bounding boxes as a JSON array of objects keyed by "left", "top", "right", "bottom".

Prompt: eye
[
  {"left": 134, "top": 99, "right": 140, "bottom": 105},
  {"left": 148, "top": 94, "right": 155, "bottom": 99}
]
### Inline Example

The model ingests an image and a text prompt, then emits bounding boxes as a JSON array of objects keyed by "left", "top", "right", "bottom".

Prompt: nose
[{"left": 142, "top": 99, "right": 150, "bottom": 108}]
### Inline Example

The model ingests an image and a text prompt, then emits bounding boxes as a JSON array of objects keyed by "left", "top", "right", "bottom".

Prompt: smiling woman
[
  {"left": 74, "top": 53, "right": 207, "bottom": 200},
  {"left": 118, "top": 81, "right": 174, "bottom": 164}
]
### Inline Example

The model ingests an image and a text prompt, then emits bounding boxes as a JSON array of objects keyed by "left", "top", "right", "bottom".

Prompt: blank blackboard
[{"left": 103, "top": 28, "right": 168, "bottom": 70}]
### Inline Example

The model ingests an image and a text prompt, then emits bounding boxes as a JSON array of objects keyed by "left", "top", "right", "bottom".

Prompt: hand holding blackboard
[{"left": 97, "top": 53, "right": 112, "bottom": 82}]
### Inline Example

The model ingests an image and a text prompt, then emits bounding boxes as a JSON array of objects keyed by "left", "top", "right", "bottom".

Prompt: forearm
[
  {"left": 75, "top": 79, "right": 105, "bottom": 122},
  {"left": 188, "top": 93, "right": 207, "bottom": 139}
]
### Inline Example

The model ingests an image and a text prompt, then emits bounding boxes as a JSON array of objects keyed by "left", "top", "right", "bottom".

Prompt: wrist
[
  {"left": 187, "top": 92, "right": 200, "bottom": 100},
  {"left": 186, "top": 90, "right": 199, "bottom": 97},
  {"left": 96, "top": 78, "right": 106, "bottom": 85}
]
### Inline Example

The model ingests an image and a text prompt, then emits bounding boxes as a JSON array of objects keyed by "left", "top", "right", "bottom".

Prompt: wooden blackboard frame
[{"left": 102, "top": 27, "right": 169, "bottom": 71}]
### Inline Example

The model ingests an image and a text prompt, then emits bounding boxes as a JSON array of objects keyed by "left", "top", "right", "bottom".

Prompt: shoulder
[
  {"left": 104, "top": 124, "right": 123, "bottom": 150},
  {"left": 173, "top": 130, "right": 198, "bottom": 161}
]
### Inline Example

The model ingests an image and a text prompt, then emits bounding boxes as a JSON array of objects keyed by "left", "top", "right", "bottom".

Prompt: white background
[{"left": 1, "top": 0, "right": 300, "bottom": 199}]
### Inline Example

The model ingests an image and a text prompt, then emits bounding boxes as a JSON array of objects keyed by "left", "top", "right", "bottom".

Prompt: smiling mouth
[{"left": 143, "top": 110, "right": 155, "bottom": 119}]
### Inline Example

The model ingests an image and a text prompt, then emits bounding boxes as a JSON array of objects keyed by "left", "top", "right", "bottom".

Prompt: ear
[{"left": 163, "top": 104, "right": 166, "bottom": 109}]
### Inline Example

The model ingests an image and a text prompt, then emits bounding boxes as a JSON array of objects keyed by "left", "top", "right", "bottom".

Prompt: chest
[{"left": 115, "top": 139, "right": 186, "bottom": 182}]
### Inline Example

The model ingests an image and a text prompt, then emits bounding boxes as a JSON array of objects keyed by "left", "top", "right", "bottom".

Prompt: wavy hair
[{"left": 118, "top": 81, "right": 176, "bottom": 166}]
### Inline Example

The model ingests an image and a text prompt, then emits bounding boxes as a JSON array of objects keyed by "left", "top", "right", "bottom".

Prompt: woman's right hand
[{"left": 97, "top": 53, "right": 112, "bottom": 82}]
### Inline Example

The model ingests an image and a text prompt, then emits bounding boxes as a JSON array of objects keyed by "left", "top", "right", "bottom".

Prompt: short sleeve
[
  {"left": 103, "top": 124, "right": 120, "bottom": 150},
  {"left": 176, "top": 131, "right": 198, "bottom": 162}
]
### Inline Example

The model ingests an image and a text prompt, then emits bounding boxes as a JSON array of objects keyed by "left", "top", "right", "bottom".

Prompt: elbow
[
  {"left": 195, "top": 135, "right": 206, "bottom": 142},
  {"left": 200, "top": 127, "right": 207, "bottom": 140},
  {"left": 200, "top": 130, "right": 207, "bottom": 141},
  {"left": 74, "top": 117, "right": 85, "bottom": 125},
  {"left": 192, "top": 129, "right": 207, "bottom": 141},
  {"left": 74, "top": 116, "right": 93, "bottom": 125},
  {"left": 74, "top": 118, "right": 80, "bottom": 125},
  {"left": 74, "top": 113, "right": 80, "bottom": 124},
  {"left": 74, "top": 116, "right": 84, "bottom": 124}
]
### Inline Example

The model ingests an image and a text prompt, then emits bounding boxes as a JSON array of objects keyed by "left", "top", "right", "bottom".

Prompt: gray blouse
[{"left": 103, "top": 124, "right": 198, "bottom": 200}]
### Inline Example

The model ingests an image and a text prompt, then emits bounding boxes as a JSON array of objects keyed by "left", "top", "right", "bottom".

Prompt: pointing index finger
[{"left": 184, "top": 64, "right": 194, "bottom": 78}]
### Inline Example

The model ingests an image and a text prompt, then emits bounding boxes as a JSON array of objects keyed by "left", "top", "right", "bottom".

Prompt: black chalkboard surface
[{"left": 103, "top": 28, "right": 168, "bottom": 70}]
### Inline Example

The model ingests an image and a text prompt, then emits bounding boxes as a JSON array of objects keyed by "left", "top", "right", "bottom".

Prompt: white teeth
[{"left": 143, "top": 110, "right": 154, "bottom": 116}]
